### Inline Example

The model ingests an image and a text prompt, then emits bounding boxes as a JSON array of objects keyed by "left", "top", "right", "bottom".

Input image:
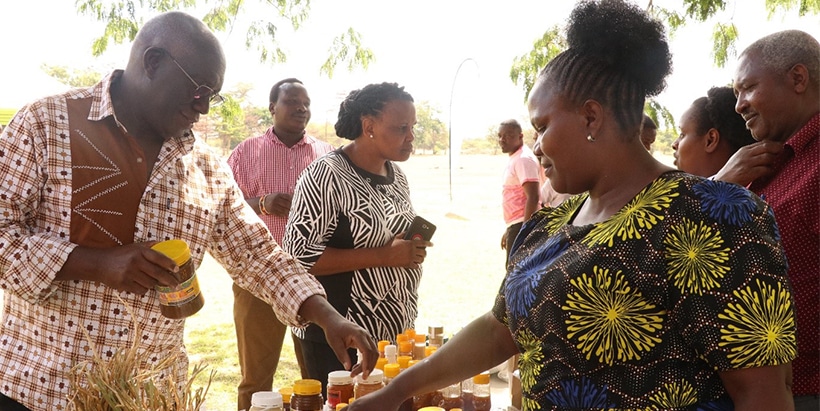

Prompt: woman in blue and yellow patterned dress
[{"left": 342, "top": 1, "right": 796, "bottom": 410}]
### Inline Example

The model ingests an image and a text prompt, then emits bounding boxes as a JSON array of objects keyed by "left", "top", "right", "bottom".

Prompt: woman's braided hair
[
  {"left": 539, "top": 0, "right": 673, "bottom": 138},
  {"left": 689, "top": 86, "right": 756, "bottom": 152},
  {"left": 335, "top": 82, "right": 414, "bottom": 140}
]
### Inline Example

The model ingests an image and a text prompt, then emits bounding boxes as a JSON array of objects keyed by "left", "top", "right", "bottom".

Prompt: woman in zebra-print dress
[{"left": 283, "top": 82, "right": 432, "bottom": 393}]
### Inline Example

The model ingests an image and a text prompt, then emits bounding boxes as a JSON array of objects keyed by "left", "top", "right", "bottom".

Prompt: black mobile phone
[{"left": 403, "top": 215, "right": 436, "bottom": 241}]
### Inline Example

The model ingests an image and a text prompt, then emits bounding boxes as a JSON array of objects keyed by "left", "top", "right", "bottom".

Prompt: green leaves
[
  {"left": 509, "top": 26, "right": 566, "bottom": 101},
  {"left": 711, "top": 22, "right": 738, "bottom": 68},
  {"left": 74, "top": 0, "right": 374, "bottom": 76},
  {"left": 681, "top": 0, "right": 727, "bottom": 21},
  {"left": 320, "top": 27, "right": 375, "bottom": 79},
  {"left": 40, "top": 64, "right": 103, "bottom": 87}
]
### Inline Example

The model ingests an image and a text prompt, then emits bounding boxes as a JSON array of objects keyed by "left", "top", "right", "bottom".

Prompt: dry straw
[{"left": 68, "top": 297, "right": 214, "bottom": 411}]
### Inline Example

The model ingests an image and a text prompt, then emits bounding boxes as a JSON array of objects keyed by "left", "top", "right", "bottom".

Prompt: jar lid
[
  {"left": 418, "top": 407, "right": 445, "bottom": 411},
  {"left": 377, "top": 340, "right": 390, "bottom": 353},
  {"left": 251, "top": 391, "right": 283, "bottom": 407},
  {"left": 278, "top": 386, "right": 292, "bottom": 401},
  {"left": 473, "top": 372, "right": 490, "bottom": 384},
  {"left": 398, "top": 340, "right": 413, "bottom": 353},
  {"left": 327, "top": 370, "right": 353, "bottom": 384},
  {"left": 375, "top": 357, "right": 388, "bottom": 370},
  {"left": 428, "top": 325, "right": 444, "bottom": 336},
  {"left": 355, "top": 368, "right": 384, "bottom": 383},
  {"left": 384, "top": 344, "right": 397, "bottom": 356},
  {"left": 383, "top": 363, "right": 400, "bottom": 378},
  {"left": 397, "top": 355, "right": 412, "bottom": 368},
  {"left": 150, "top": 239, "right": 190, "bottom": 266},
  {"left": 293, "top": 379, "right": 322, "bottom": 395}
]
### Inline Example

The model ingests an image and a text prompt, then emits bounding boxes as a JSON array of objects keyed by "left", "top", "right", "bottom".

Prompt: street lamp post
[{"left": 448, "top": 58, "right": 479, "bottom": 203}]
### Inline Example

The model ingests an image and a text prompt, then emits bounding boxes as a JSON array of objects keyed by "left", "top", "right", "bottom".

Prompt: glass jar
[
  {"left": 327, "top": 370, "right": 354, "bottom": 407},
  {"left": 279, "top": 386, "right": 292, "bottom": 411},
  {"left": 291, "top": 379, "right": 323, "bottom": 411},
  {"left": 436, "top": 382, "right": 462, "bottom": 410},
  {"left": 354, "top": 369, "right": 384, "bottom": 399},
  {"left": 399, "top": 340, "right": 414, "bottom": 357},
  {"left": 151, "top": 239, "right": 204, "bottom": 319},
  {"left": 383, "top": 363, "right": 400, "bottom": 384},
  {"left": 378, "top": 340, "right": 390, "bottom": 358},
  {"left": 470, "top": 373, "right": 491, "bottom": 411}
]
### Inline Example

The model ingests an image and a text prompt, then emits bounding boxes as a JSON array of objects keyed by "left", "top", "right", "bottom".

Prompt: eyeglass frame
[{"left": 158, "top": 48, "right": 225, "bottom": 106}]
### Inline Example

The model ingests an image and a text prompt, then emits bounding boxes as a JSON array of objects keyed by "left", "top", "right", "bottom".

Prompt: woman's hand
[{"left": 383, "top": 233, "right": 432, "bottom": 269}]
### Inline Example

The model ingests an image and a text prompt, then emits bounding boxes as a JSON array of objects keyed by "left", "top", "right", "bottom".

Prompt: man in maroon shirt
[{"left": 716, "top": 30, "right": 820, "bottom": 411}]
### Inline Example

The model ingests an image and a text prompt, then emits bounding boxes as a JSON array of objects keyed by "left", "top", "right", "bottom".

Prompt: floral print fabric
[{"left": 493, "top": 171, "right": 795, "bottom": 410}]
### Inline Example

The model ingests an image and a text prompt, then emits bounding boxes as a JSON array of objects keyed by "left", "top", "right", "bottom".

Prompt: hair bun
[{"left": 566, "top": 0, "right": 672, "bottom": 97}]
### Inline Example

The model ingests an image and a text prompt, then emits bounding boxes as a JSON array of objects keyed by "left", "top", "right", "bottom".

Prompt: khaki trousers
[{"left": 233, "top": 283, "right": 308, "bottom": 411}]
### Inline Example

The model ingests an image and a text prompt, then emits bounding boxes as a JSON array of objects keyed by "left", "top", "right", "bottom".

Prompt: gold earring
[{"left": 587, "top": 134, "right": 595, "bottom": 142}]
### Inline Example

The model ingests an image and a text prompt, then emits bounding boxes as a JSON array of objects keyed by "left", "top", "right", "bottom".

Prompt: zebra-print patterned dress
[{"left": 283, "top": 148, "right": 420, "bottom": 342}]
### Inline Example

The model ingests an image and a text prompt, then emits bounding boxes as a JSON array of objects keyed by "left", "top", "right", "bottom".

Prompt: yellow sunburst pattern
[
  {"left": 718, "top": 279, "right": 797, "bottom": 367},
  {"left": 545, "top": 194, "right": 587, "bottom": 236},
  {"left": 517, "top": 328, "right": 545, "bottom": 393},
  {"left": 648, "top": 379, "right": 699, "bottom": 408},
  {"left": 563, "top": 266, "right": 666, "bottom": 365},
  {"left": 664, "top": 217, "right": 731, "bottom": 295},
  {"left": 583, "top": 178, "right": 680, "bottom": 247}
]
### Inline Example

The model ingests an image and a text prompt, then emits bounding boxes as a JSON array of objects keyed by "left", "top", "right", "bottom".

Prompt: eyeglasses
[{"left": 163, "top": 50, "right": 225, "bottom": 106}]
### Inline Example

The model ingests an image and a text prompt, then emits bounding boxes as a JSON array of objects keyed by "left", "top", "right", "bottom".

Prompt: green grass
[{"left": 184, "top": 154, "right": 511, "bottom": 411}]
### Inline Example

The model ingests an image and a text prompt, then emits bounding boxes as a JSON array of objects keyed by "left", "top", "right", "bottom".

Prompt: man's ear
[
  {"left": 704, "top": 128, "right": 721, "bottom": 153},
  {"left": 269, "top": 102, "right": 275, "bottom": 116},
  {"left": 143, "top": 47, "right": 165, "bottom": 79},
  {"left": 789, "top": 63, "right": 810, "bottom": 94}
]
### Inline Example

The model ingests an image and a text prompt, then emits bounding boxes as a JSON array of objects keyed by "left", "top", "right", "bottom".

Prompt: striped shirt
[
  {"left": 284, "top": 149, "right": 420, "bottom": 342},
  {"left": 227, "top": 128, "right": 334, "bottom": 243},
  {"left": 0, "top": 71, "right": 325, "bottom": 411}
]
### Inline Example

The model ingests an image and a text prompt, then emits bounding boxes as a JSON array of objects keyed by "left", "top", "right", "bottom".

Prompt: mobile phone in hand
[{"left": 404, "top": 216, "right": 436, "bottom": 241}]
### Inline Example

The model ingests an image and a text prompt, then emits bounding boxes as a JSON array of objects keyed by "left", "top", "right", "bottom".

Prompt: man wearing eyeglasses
[{"left": 0, "top": 11, "right": 376, "bottom": 411}]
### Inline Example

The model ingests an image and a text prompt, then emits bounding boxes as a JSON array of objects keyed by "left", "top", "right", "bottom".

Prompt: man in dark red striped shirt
[
  {"left": 228, "top": 78, "right": 334, "bottom": 411},
  {"left": 716, "top": 30, "right": 819, "bottom": 411}
]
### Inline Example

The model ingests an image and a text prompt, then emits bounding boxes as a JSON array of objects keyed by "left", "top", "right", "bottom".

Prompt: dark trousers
[
  {"left": 297, "top": 337, "right": 358, "bottom": 397},
  {"left": 0, "top": 393, "right": 31, "bottom": 411},
  {"left": 505, "top": 222, "right": 524, "bottom": 266}
]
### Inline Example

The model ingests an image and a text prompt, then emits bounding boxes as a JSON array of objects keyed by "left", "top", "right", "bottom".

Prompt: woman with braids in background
[
  {"left": 673, "top": 86, "right": 757, "bottom": 177},
  {"left": 283, "top": 82, "right": 431, "bottom": 393},
  {"left": 343, "top": 1, "right": 795, "bottom": 410}
]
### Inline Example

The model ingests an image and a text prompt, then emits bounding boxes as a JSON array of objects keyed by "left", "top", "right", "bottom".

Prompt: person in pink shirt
[
  {"left": 227, "top": 78, "right": 334, "bottom": 411},
  {"left": 714, "top": 29, "right": 819, "bottom": 411},
  {"left": 497, "top": 119, "right": 542, "bottom": 265}
]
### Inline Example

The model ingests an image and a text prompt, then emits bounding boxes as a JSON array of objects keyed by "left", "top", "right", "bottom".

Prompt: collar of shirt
[
  {"left": 785, "top": 112, "right": 820, "bottom": 156},
  {"left": 266, "top": 126, "right": 324, "bottom": 148}
]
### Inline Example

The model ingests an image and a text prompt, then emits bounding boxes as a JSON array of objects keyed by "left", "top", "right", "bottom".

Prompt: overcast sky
[{"left": 2, "top": 0, "right": 818, "bottom": 141}]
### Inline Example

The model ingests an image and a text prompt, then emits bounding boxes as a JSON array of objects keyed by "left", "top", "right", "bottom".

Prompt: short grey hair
[{"left": 742, "top": 30, "right": 820, "bottom": 87}]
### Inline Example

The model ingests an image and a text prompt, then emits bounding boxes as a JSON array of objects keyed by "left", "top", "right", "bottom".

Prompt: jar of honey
[
  {"left": 327, "top": 370, "right": 354, "bottom": 407},
  {"left": 291, "top": 379, "right": 323, "bottom": 411},
  {"left": 151, "top": 239, "right": 204, "bottom": 319}
]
